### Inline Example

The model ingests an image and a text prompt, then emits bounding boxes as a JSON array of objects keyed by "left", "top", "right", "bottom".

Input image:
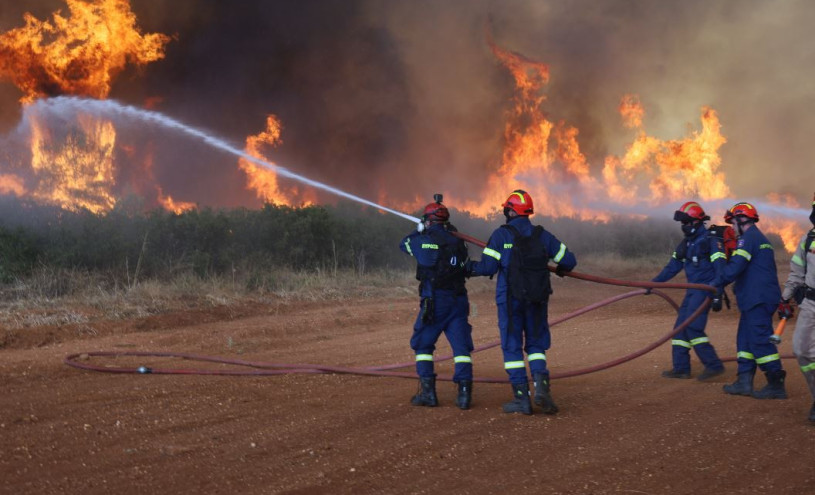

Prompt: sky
[{"left": 0, "top": 0, "right": 813, "bottom": 213}]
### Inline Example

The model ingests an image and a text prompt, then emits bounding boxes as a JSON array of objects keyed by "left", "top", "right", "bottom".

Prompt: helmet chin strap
[{"left": 735, "top": 217, "right": 752, "bottom": 236}]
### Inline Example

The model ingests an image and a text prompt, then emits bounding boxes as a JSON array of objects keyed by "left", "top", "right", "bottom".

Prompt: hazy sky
[{"left": 1, "top": 0, "right": 813, "bottom": 211}]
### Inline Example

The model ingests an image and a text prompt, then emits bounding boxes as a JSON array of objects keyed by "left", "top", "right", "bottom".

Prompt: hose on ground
[{"left": 65, "top": 230, "right": 787, "bottom": 382}]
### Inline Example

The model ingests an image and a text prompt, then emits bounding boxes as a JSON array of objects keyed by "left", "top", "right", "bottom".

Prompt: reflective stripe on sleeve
[
  {"left": 690, "top": 337, "right": 710, "bottom": 346},
  {"left": 483, "top": 247, "right": 501, "bottom": 261},
  {"left": 801, "top": 362, "right": 815, "bottom": 373},
  {"left": 737, "top": 351, "right": 755, "bottom": 360},
  {"left": 552, "top": 243, "right": 567, "bottom": 263},
  {"left": 672, "top": 339, "right": 691, "bottom": 349},
  {"left": 528, "top": 353, "right": 546, "bottom": 362},
  {"left": 415, "top": 354, "right": 434, "bottom": 362},
  {"left": 792, "top": 254, "right": 805, "bottom": 266},
  {"left": 710, "top": 252, "right": 726, "bottom": 262},
  {"left": 504, "top": 360, "right": 526, "bottom": 369},
  {"left": 404, "top": 239, "right": 413, "bottom": 256},
  {"left": 756, "top": 353, "right": 780, "bottom": 365},
  {"left": 454, "top": 356, "right": 472, "bottom": 364},
  {"left": 733, "top": 249, "right": 752, "bottom": 261}
]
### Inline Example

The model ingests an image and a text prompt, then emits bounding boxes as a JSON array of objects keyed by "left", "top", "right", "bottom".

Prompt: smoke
[{"left": 1, "top": 0, "right": 814, "bottom": 212}]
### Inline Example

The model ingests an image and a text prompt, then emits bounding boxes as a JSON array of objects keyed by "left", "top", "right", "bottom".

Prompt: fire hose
[{"left": 63, "top": 231, "right": 794, "bottom": 381}]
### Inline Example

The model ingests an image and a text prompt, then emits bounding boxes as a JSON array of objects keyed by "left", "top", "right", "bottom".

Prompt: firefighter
[
  {"left": 466, "top": 190, "right": 576, "bottom": 415},
  {"left": 712, "top": 202, "right": 787, "bottom": 399},
  {"left": 400, "top": 195, "right": 474, "bottom": 410},
  {"left": 652, "top": 201, "right": 726, "bottom": 380},
  {"left": 779, "top": 192, "right": 815, "bottom": 421}
]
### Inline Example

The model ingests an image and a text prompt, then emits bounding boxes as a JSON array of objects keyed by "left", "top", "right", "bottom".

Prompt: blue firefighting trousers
[
  {"left": 670, "top": 290, "right": 723, "bottom": 373},
  {"left": 736, "top": 303, "right": 783, "bottom": 375},
  {"left": 410, "top": 291, "right": 473, "bottom": 382},
  {"left": 498, "top": 298, "right": 550, "bottom": 385}
]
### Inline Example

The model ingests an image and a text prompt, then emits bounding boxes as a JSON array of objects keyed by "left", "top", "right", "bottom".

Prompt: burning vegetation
[{"left": 0, "top": 0, "right": 810, "bottom": 252}]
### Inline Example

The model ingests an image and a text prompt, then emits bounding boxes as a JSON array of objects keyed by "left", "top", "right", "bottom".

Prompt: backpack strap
[
  {"left": 805, "top": 228, "right": 815, "bottom": 274},
  {"left": 501, "top": 223, "right": 521, "bottom": 239}
]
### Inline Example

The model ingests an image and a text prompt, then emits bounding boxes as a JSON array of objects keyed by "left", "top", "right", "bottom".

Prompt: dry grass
[
  {"left": 0, "top": 249, "right": 791, "bottom": 331},
  {"left": 0, "top": 267, "right": 428, "bottom": 330}
]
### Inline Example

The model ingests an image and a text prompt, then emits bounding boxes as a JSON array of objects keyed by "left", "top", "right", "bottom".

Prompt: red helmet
[
  {"left": 502, "top": 190, "right": 534, "bottom": 216},
  {"left": 673, "top": 201, "right": 710, "bottom": 222},
  {"left": 729, "top": 202, "right": 759, "bottom": 222},
  {"left": 422, "top": 202, "right": 449, "bottom": 223},
  {"left": 723, "top": 209, "right": 734, "bottom": 224}
]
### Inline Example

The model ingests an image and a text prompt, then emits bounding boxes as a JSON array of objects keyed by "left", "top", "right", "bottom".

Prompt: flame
[
  {"left": 0, "top": 0, "right": 170, "bottom": 103},
  {"left": 459, "top": 35, "right": 602, "bottom": 220},
  {"left": 28, "top": 109, "right": 117, "bottom": 213},
  {"left": 458, "top": 36, "right": 732, "bottom": 231},
  {"left": 0, "top": 0, "right": 172, "bottom": 213},
  {"left": 239, "top": 115, "right": 318, "bottom": 206},
  {"left": 618, "top": 94, "right": 644, "bottom": 129},
  {"left": 762, "top": 193, "right": 808, "bottom": 251},
  {"left": 157, "top": 188, "right": 196, "bottom": 214},
  {"left": 0, "top": 174, "right": 27, "bottom": 196},
  {"left": 603, "top": 102, "right": 729, "bottom": 204}
]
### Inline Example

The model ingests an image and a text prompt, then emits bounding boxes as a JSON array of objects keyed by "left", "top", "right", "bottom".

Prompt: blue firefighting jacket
[
  {"left": 712, "top": 225, "right": 781, "bottom": 311},
  {"left": 470, "top": 216, "right": 576, "bottom": 304},
  {"left": 653, "top": 226, "right": 726, "bottom": 286},
  {"left": 400, "top": 223, "right": 468, "bottom": 299}
]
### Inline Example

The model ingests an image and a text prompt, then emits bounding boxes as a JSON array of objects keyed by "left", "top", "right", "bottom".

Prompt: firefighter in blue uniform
[
  {"left": 712, "top": 202, "right": 787, "bottom": 399},
  {"left": 466, "top": 190, "right": 576, "bottom": 415},
  {"left": 652, "top": 201, "right": 726, "bottom": 380},
  {"left": 400, "top": 195, "right": 474, "bottom": 409}
]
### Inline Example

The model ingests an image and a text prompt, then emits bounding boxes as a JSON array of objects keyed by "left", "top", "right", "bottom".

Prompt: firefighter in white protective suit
[{"left": 779, "top": 192, "right": 815, "bottom": 423}]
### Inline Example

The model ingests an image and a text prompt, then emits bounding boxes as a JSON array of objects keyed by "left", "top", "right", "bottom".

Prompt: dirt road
[{"left": 2, "top": 275, "right": 813, "bottom": 494}]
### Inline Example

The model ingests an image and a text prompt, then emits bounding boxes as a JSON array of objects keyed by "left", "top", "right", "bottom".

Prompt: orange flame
[
  {"left": 455, "top": 35, "right": 733, "bottom": 230},
  {"left": 458, "top": 35, "right": 602, "bottom": 220},
  {"left": 29, "top": 110, "right": 117, "bottom": 213},
  {"left": 603, "top": 101, "right": 729, "bottom": 204},
  {"left": 0, "top": 0, "right": 170, "bottom": 103},
  {"left": 0, "top": 0, "right": 171, "bottom": 213},
  {"left": 762, "top": 193, "right": 807, "bottom": 251},
  {"left": 0, "top": 174, "right": 27, "bottom": 196},
  {"left": 239, "top": 115, "right": 318, "bottom": 206},
  {"left": 157, "top": 188, "right": 196, "bottom": 214},
  {"left": 618, "top": 94, "right": 644, "bottom": 129}
]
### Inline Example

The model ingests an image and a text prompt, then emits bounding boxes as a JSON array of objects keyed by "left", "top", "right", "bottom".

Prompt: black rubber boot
[
  {"left": 809, "top": 402, "right": 815, "bottom": 423},
  {"left": 661, "top": 369, "right": 691, "bottom": 379},
  {"left": 502, "top": 383, "right": 533, "bottom": 415},
  {"left": 752, "top": 370, "right": 788, "bottom": 400},
  {"left": 410, "top": 376, "right": 438, "bottom": 407},
  {"left": 533, "top": 373, "right": 559, "bottom": 414},
  {"left": 723, "top": 372, "right": 754, "bottom": 396},
  {"left": 456, "top": 381, "right": 472, "bottom": 410},
  {"left": 697, "top": 366, "right": 725, "bottom": 381}
]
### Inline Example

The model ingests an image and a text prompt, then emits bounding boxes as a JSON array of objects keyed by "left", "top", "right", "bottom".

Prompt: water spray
[{"left": 26, "top": 97, "right": 422, "bottom": 224}]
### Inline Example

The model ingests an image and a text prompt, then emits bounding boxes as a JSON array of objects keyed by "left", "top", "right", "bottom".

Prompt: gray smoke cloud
[{"left": 1, "top": 0, "right": 814, "bottom": 213}]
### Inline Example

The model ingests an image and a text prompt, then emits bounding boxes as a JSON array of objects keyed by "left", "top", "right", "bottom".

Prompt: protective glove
[
  {"left": 778, "top": 299, "right": 794, "bottom": 319},
  {"left": 710, "top": 295, "right": 723, "bottom": 312},
  {"left": 555, "top": 264, "right": 571, "bottom": 278},
  {"left": 464, "top": 260, "right": 476, "bottom": 278},
  {"left": 416, "top": 220, "right": 425, "bottom": 233}
]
